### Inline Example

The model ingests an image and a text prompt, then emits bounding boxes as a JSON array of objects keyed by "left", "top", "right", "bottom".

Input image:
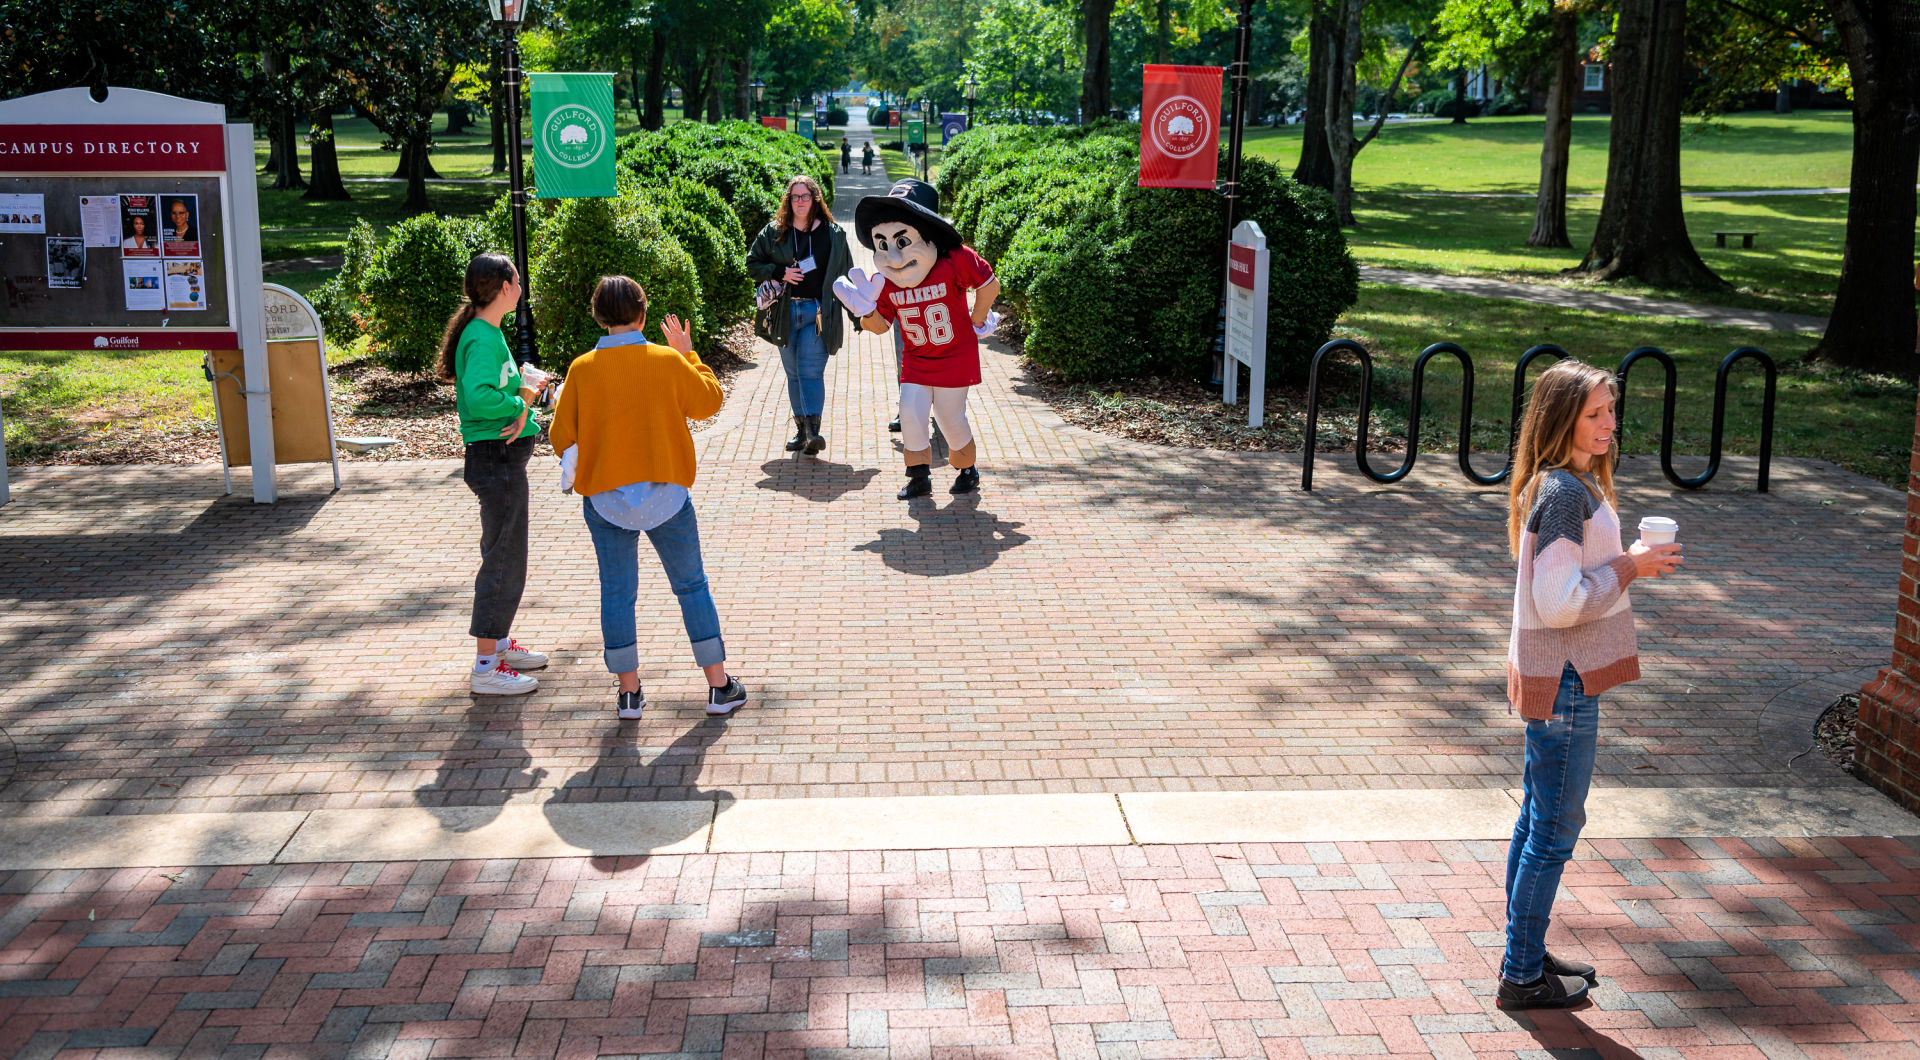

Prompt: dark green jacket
[{"left": 746, "top": 218, "right": 855, "bottom": 355}]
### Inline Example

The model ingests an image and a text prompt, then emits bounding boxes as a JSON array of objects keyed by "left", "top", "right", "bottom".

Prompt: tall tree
[
  {"left": 1570, "top": 0, "right": 1722, "bottom": 288},
  {"left": 643, "top": 26, "right": 670, "bottom": 128},
  {"left": 1814, "top": 0, "right": 1920, "bottom": 375},
  {"left": 1082, "top": 0, "right": 1118, "bottom": 122},
  {"left": 1294, "top": 0, "right": 1336, "bottom": 189},
  {"left": 347, "top": 0, "right": 490, "bottom": 211}
]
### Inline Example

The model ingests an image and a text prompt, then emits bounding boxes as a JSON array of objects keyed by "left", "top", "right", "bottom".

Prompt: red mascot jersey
[{"left": 874, "top": 245, "right": 994, "bottom": 388}]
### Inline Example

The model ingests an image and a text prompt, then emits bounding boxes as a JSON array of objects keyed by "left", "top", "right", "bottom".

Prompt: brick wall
[{"left": 1856, "top": 390, "right": 1920, "bottom": 812}]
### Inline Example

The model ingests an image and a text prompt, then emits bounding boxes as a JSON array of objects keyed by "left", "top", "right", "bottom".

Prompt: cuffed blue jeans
[
  {"left": 582, "top": 496, "right": 725, "bottom": 674},
  {"left": 1503, "top": 661, "right": 1600, "bottom": 984},
  {"left": 781, "top": 297, "right": 829, "bottom": 417}
]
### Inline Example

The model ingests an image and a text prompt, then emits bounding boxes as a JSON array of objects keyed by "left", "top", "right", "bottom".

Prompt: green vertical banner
[
  {"left": 531, "top": 72, "right": 617, "bottom": 198},
  {"left": 797, "top": 117, "right": 815, "bottom": 140},
  {"left": 906, "top": 118, "right": 926, "bottom": 145}
]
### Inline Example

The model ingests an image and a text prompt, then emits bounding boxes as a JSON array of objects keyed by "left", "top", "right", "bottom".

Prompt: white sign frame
[
  {"left": 1223, "top": 219, "right": 1269, "bottom": 427},
  {"left": 0, "top": 86, "right": 275, "bottom": 504}
]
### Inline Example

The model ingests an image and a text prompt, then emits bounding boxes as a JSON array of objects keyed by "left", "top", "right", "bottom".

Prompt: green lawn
[
  {"left": 1335, "top": 284, "right": 1912, "bottom": 485},
  {"left": 1242, "top": 111, "right": 1856, "bottom": 193},
  {"left": 0, "top": 349, "right": 215, "bottom": 462}
]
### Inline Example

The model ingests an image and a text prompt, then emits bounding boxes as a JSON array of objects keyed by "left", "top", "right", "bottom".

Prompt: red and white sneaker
[
  {"left": 497, "top": 638, "right": 549, "bottom": 671},
  {"left": 471, "top": 662, "right": 539, "bottom": 696}
]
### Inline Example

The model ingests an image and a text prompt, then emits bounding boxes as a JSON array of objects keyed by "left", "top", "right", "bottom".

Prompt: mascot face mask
[{"left": 869, "top": 221, "right": 939, "bottom": 289}]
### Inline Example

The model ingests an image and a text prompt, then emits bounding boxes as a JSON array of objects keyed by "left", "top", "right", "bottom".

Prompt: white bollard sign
[{"left": 1222, "top": 219, "right": 1268, "bottom": 427}]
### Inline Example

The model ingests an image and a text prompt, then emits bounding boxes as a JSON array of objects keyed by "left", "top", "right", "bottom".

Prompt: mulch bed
[
  {"left": 8, "top": 323, "right": 757, "bottom": 467},
  {"left": 1815, "top": 693, "right": 1858, "bottom": 774}
]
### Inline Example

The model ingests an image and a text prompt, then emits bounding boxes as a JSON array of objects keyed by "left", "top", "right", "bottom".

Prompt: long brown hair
[
  {"left": 434, "top": 253, "right": 518, "bottom": 383},
  {"left": 774, "top": 175, "right": 834, "bottom": 235},
  {"left": 1507, "top": 359, "right": 1619, "bottom": 557}
]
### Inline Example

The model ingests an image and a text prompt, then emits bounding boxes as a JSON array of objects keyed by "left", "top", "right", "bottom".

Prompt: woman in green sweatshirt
[{"left": 433, "top": 253, "right": 550, "bottom": 696}]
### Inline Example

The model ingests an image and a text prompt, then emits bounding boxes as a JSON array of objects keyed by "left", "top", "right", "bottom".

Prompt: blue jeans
[
  {"left": 582, "top": 496, "right": 725, "bottom": 674},
  {"left": 1503, "top": 662, "right": 1600, "bottom": 983},
  {"left": 781, "top": 298, "right": 828, "bottom": 417}
]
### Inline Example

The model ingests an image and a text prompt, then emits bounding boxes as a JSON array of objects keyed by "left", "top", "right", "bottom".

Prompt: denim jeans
[
  {"left": 463, "top": 437, "right": 534, "bottom": 639},
  {"left": 781, "top": 298, "right": 829, "bottom": 417},
  {"left": 582, "top": 495, "right": 725, "bottom": 673},
  {"left": 1503, "top": 662, "right": 1600, "bottom": 983}
]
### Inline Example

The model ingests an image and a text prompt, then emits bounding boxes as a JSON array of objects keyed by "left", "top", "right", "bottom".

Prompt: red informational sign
[
  {"left": 889, "top": 109, "right": 900, "bottom": 128},
  {"left": 759, "top": 117, "right": 789, "bottom": 131},
  {"left": 1138, "top": 65, "right": 1223, "bottom": 189},
  {"left": 0, "top": 329, "right": 239, "bottom": 351},
  {"left": 1228, "top": 241, "right": 1258, "bottom": 290},
  {"left": 0, "top": 124, "right": 226, "bottom": 173}
]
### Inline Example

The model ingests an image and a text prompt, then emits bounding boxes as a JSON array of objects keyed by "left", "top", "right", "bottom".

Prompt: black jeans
[{"left": 464, "top": 436, "right": 534, "bottom": 640}]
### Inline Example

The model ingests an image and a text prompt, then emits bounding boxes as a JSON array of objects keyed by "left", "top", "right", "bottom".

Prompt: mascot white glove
[
  {"left": 973, "top": 310, "right": 1002, "bottom": 339},
  {"left": 832, "top": 267, "right": 886, "bottom": 317}
]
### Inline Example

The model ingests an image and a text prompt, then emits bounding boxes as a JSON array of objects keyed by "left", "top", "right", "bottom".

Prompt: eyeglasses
[{"left": 791, "top": 191, "right": 813, "bottom": 202}]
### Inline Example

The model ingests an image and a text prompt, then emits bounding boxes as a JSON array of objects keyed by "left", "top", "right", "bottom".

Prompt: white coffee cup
[{"left": 1638, "top": 516, "right": 1678, "bottom": 546}]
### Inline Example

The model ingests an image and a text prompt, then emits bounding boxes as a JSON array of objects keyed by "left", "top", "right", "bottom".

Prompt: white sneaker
[
  {"left": 471, "top": 663, "right": 538, "bottom": 696},
  {"left": 498, "top": 638, "right": 549, "bottom": 671}
]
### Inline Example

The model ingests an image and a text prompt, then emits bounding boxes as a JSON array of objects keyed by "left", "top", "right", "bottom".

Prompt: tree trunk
[
  {"left": 1572, "top": 0, "right": 1722, "bottom": 288},
  {"left": 1080, "top": 0, "right": 1115, "bottom": 124},
  {"left": 392, "top": 140, "right": 442, "bottom": 180},
  {"left": 644, "top": 28, "right": 668, "bottom": 130},
  {"left": 1451, "top": 68, "right": 1469, "bottom": 123},
  {"left": 1155, "top": 0, "right": 1172, "bottom": 64},
  {"left": 303, "top": 108, "right": 351, "bottom": 201},
  {"left": 733, "top": 56, "right": 752, "bottom": 121},
  {"left": 1293, "top": 1, "right": 1335, "bottom": 191},
  {"left": 490, "top": 54, "right": 507, "bottom": 173},
  {"left": 705, "top": 53, "right": 723, "bottom": 122},
  {"left": 1323, "top": 0, "right": 1365, "bottom": 225},
  {"left": 403, "top": 122, "right": 432, "bottom": 213},
  {"left": 1528, "top": 10, "right": 1578, "bottom": 248},
  {"left": 1775, "top": 82, "right": 1794, "bottom": 113},
  {"left": 273, "top": 106, "right": 307, "bottom": 189},
  {"left": 1811, "top": 0, "right": 1920, "bottom": 375},
  {"left": 445, "top": 103, "right": 470, "bottom": 135}
]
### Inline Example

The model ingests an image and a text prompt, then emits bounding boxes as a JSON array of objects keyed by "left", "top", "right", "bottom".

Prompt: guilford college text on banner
[{"left": 530, "top": 72, "right": 617, "bottom": 199}]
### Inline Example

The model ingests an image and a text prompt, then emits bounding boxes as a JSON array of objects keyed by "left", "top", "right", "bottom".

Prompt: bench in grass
[{"left": 1713, "top": 230, "right": 1757, "bottom": 248}]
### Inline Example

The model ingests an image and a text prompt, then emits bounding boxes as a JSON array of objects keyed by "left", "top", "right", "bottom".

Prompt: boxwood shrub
[
  {"left": 360, "top": 213, "right": 487, "bottom": 374},
  {"left": 937, "top": 123, "right": 1358, "bottom": 384},
  {"left": 615, "top": 120, "right": 833, "bottom": 238},
  {"left": 529, "top": 196, "right": 701, "bottom": 371}
]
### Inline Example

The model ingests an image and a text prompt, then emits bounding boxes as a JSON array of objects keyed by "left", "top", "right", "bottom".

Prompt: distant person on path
[
  {"left": 840, "top": 139, "right": 851, "bottom": 173},
  {"left": 436, "top": 253, "right": 551, "bottom": 696},
  {"left": 861, "top": 141, "right": 874, "bottom": 175},
  {"left": 745, "top": 174, "right": 853, "bottom": 457},
  {"left": 1498, "top": 360, "right": 1682, "bottom": 1010},
  {"left": 548, "top": 275, "right": 748, "bottom": 720}
]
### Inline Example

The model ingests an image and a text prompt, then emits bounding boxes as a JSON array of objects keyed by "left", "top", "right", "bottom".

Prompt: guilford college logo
[
  {"left": 1150, "top": 95, "right": 1211, "bottom": 159},
  {"left": 541, "top": 103, "right": 607, "bottom": 168}
]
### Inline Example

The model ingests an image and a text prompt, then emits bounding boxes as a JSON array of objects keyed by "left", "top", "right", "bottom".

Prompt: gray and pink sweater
[{"left": 1507, "top": 469, "right": 1641, "bottom": 720}]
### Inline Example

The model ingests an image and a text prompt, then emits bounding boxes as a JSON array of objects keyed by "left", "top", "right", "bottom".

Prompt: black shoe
[
  {"left": 1544, "top": 952, "right": 1597, "bottom": 983},
  {"left": 616, "top": 688, "right": 645, "bottom": 720},
  {"left": 804, "top": 414, "right": 826, "bottom": 455},
  {"left": 897, "top": 466, "right": 932, "bottom": 499},
  {"left": 1495, "top": 972, "right": 1591, "bottom": 1011},
  {"left": 949, "top": 467, "right": 979, "bottom": 494},
  {"left": 889, "top": 416, "right": 902, "bottom": 433},
  {"left": 706, "top": 677, "right": 749, "bottom": 717},
  {"left": 786, "top": 417, "right": 807, "bottom": 452}
]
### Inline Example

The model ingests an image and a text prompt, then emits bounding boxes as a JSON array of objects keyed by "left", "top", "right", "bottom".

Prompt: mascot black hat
[{"left": 855, "top": 178, "right": 962, "bottom": 254}]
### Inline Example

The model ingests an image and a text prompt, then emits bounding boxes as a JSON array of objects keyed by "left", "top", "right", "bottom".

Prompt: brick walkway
[{"left": 5, "top": 836, "right": 1920, "bottom": 1059}]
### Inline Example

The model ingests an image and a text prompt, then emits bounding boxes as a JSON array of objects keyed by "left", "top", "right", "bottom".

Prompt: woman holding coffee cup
[{"left": 1497, "top": 360, "right": 1682, "bottom": 1011}]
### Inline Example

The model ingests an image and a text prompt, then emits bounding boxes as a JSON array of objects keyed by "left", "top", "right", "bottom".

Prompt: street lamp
[
  {"left": 790, "top": 98, "right": 801, "bottom": 121},
  {"left": 488, "top": 0, "right": 537, "bottom": 365},
  {"left": 965, "top": 72, "right": 977, "bottom": 129},
  {"left": 918, "top": 96, "right": 931, "bottom": 179},
  {"left": 752, "top": 78, "right": 765, "bottom": 119}
]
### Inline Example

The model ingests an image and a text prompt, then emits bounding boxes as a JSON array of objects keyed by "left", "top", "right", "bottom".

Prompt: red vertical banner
[
  {"left": 760, "top": 116, "right": 789, "bottom": 131},
  {"left": 1138, "top": 64, "right": 1223, "bottom": 189}
]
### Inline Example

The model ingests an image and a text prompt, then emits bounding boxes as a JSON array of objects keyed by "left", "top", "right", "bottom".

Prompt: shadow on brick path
[
  {"left": 544, "top": 717, "right": 735, "bottom": 863},
  {"left": 852, "top": 492, "right": 1031, "bottom": 577},
  {"left": 753, "top": 457, "right": 881, "bottom": 503},
  {"left": 413, "top": 697, "right": 549, "bottom": 832}
]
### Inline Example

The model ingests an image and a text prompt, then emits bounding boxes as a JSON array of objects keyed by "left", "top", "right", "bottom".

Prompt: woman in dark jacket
[{"left": 746, "top": 175, "right": 854, "bottom": 455}]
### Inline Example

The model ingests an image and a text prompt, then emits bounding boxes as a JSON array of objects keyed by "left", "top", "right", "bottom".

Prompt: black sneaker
[
  {"left": 889, "top": 416, "right": 902, "bottom": 433},
  {"left": 897, "top": 467, "right": 933, "bottom": 499},
  {"left": 1495, "top": 972, "right": 1591, "bottom": 1010},
  {"left": 617, "top": 688, "right": 645, "bottom": 720},
  {"left": 707, "top": 677, "right": 749, "bottom": 717},
  {"left": 1544, "top": 951, "right": 1597, "bottom": 983},
  {"left": 949, "top": 467, "right": 979, "bottom": 494}
]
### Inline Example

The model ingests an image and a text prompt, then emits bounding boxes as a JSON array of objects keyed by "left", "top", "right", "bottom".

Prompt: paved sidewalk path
[
  {"left": 1360, "top": 267, "right": 1827, "bottom": 334},
  {"left": 4, "top": 836, "right": 1919, "bottom": 1059}
]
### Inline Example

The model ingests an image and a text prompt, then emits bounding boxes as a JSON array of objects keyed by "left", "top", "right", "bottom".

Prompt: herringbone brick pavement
[{"left": 3, "top": 836, "right": 1918, "bottom": 1058}]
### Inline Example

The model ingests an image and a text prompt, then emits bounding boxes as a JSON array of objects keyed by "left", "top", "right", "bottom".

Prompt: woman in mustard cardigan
[{"left": 549, "top": 275, "right": 749, "bottom": 721}]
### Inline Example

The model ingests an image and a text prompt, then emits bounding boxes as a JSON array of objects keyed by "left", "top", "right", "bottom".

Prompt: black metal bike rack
[{"left": 1300, "top": 340, "right": 1776, "bottom": 493}]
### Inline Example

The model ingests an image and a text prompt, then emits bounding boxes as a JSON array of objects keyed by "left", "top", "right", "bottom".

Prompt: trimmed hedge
[
  {"left": 309, "top": 219, "right": 379, "bottom": 341},
  {"left": 937, "top": 123, "right": 1358, "bottom": 384},
  {"left": 529, "top": 196, "right": 701, "bottom": 371},
  {"left": 824, "top": 103, "right": 849, "bottom": 126},
  {"left": 615, "top": 119, "right": 834, "bottom": 239},
  {"left": 359, "top": 214, "right": 487, "bottom": 374}
]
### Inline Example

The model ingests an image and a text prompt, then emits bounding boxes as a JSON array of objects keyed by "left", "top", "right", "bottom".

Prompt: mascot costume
[{"left": 833, "top": 179, "right": 1001, "bottom": 499}]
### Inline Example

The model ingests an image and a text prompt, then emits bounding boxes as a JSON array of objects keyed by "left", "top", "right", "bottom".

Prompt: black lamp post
[
  {"left": 489, "top": 0, "right": 537, "bottom": 364},
  {"left": 752, "top": 78, "right": 765, "bottom": 119},
  {"left": 918, "top": 96, "right": 932, "bottom": 180},
  {"left": 1211, "top": 0, "right": 1257, "bottom": 385},
  {"left": 965, "top": 73, "right": 977, "bottom": 129}
]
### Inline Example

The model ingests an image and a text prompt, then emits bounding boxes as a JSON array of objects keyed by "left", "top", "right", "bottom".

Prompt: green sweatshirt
[{"left": 455, "top": 318, "right": 538, "bottom": 444}]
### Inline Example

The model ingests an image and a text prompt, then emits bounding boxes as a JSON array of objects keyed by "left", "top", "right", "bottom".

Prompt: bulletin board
[{"left": 0, "top": 175, "right": 230, "bottom": 329}]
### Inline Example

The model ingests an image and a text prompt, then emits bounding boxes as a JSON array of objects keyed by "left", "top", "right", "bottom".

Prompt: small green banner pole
[{"left": 531, "top": 72, "right": 617, "bottom": 198}]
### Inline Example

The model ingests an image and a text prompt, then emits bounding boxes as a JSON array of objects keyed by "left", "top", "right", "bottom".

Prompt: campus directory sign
[{"left": 0, "top": 86, "right": 277, "bottom": 502}]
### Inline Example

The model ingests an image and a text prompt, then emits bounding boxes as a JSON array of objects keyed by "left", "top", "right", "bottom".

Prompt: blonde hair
[
  {"left": 775, "top": 175, "right": 834, "bottom": 234},
  {"left": 1507, "top": 359, "right": 1619, "bottom": 557}
]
